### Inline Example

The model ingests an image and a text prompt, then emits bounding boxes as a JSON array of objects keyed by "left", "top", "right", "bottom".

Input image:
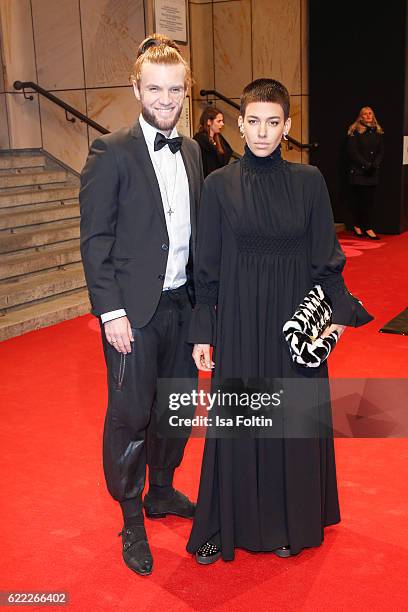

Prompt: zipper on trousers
[{"left": 116, "top": 353, "right": 126, "bottom": 390}]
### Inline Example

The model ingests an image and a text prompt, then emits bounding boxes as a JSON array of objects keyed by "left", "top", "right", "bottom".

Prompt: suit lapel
[
  {"left": 180, "top": 143, "right": 197, "bottom": 257},
  {"left": 130, "top": 122, "right": 167, "bottom": 231}
]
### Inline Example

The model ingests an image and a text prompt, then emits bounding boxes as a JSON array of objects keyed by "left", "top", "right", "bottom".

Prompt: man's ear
[
  {"left": 132, "top": 81, "right": 141, "bottom": 101},
  {"left": 238, "top": 115, "right": 244, "bottom": 128},
  {"left": 284, "top": 117, "right": 292, "bottom": 133}
]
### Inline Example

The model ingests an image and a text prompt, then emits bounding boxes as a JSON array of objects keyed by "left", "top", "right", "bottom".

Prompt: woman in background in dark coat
[
  {"left": 194, "top": 107, "right": 233, "bottom": 178},
  {"left": 347, "top": 106, "right": 384, "bottom": 239}
]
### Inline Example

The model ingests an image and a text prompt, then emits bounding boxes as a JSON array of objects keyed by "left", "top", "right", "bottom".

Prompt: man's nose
[{"left": 160, "top": 90, "right": 171, "bottom": 105}]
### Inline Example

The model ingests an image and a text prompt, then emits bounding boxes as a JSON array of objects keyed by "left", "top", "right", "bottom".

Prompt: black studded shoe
[
  {"left": 273, "top": 546, "right": 292, "bottom": 558},
  {"left": 195, "top": 540, "right": 222, "bottom": 565},
  {"left": 118, "top": 524, "right": 153, "bottom": 575}
]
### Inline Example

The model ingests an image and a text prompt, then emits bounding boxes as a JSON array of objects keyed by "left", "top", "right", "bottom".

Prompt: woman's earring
[{"left": 239, "top": 124, "right": 245, "bottom": 139}]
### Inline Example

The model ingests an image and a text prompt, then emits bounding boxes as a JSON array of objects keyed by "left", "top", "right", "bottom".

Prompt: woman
[
  {"left": 347, "top": 106, "right": 384, "bottom": 239},
  {"left": 186, "top": 79, "right": 373, "bottom": 564},
  {"left": 194, "top": 107, "right": 233, "bottom": 178}
]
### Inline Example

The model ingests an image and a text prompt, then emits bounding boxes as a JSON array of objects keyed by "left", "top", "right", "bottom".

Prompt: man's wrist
[{"left": 101, "top": 309, "right": 127, "bottom": 324}]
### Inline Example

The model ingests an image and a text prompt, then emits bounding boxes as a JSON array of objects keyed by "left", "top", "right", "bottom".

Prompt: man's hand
[
  {"left": 321, "top": 323, "right": 346, "bottom": 339},
  {"left": 104, "top": 316, "right": 134, "bottom": 353},
  {"left": 192, "top": 344, "right": 214, "bottom": 371}
]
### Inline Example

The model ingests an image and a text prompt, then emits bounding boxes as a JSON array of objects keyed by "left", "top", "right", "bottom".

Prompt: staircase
[{"left": 0, "top": 150, "right": 90, "bottom": 341}]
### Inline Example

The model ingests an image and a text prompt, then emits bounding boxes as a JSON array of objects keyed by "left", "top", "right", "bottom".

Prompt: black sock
[
  {"left": 148, "top": 483, "right": 174, "bottom": 498},
  {"left": 120, "top": 498, "right": 144, "bottom": 528}
]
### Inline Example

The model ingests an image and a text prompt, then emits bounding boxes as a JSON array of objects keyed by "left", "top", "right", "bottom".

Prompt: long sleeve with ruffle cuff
[
  {"left": 189, "top": 174, "right": 222, "bottom": 346},
  {"left": 319, "top": 275, "right": 373, "bottom": 327},
  {"left": 188, "top": 281, "right": 218, "bottom": 345},
  {"left": 188, "top": 303, "right": 217, "bottom": 345}
]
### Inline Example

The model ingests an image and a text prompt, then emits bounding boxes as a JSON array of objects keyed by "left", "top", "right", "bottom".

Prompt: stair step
[
  {"left": 0, "top": 169, "right": 67, "bottom": 189},
  {"left": 0, "top": 262, "right": 86, "bottom": 309},
  {"left": 0, "top": 219, "right": 80, "bottom": 254},
  {"left": 0, "top": 288, "right": 90, "bottom": 341},
  {"left": 0, "top": 166, "right": 48, "bottom": 176},
  {"left": 0, "top": 201, "right": 80, "bottom": 229},
  {"left": 0, "top": 185, "right": 79, "bottom": 209},
  {"left": 0, "top": 240, "right": 81, "bottom": 280},
  {"left": 0, "top": 154, "right": 46, "bottom": 170}
]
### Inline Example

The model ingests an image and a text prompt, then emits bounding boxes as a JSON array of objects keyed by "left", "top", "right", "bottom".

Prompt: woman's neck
[{"left": 242, "top": 144, "right": 283, "bottom": 172}]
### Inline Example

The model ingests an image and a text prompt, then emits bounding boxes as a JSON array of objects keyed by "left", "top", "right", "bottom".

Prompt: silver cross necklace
[{"left": 154, "top": 149, "right": 178, "bottom": 220}]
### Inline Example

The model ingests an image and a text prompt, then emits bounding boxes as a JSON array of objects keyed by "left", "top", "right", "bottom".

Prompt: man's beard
[{"left": 141, "top": 103, "right": 184, "bottom": 132}]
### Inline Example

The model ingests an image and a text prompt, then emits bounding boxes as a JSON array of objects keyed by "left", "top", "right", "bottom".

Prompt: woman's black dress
[
  {"left": 193, "top": 132, "right": 233, "bottom": 178},
  {"left": 186, "top": 145, "right": 372, "bottom": 560}
]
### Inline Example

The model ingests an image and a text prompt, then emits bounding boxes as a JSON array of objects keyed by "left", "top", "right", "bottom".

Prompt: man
[{"left": 80, "top": 34, "right": 203, "bottom": 576}]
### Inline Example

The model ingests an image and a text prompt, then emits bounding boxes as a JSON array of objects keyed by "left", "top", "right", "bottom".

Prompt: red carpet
[
  {"left": 330, "top": 232, "right": 408, "bottom": 377},
  {"left": 0, "top": 231, "right": 407, "bottom": 611}
]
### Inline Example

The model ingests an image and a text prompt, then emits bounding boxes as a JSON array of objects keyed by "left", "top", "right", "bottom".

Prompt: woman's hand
[
  {"left": 192, "top": 344, "right": 215, "bottom": 371},
  {"left": 321, "top": 323, "right": 346, "bottom": 339}
]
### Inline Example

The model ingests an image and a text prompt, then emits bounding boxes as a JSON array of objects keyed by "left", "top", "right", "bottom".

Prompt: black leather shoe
[
  {"left": 196, "top": 540, "right": 222, "bottom": 565},
  {"left": 273, "top": 546, "right": 292, "bottom": 558},
  {"left": 118, "top": 525, "right": 153, "bottom": 575},
  {"left": 144, "top": 488, "right": 195, "bottom": 519}
]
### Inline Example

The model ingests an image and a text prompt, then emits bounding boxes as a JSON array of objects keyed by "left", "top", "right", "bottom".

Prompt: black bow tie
[{"left": 154, "top": 132, "right": 183, "bottom": 154}]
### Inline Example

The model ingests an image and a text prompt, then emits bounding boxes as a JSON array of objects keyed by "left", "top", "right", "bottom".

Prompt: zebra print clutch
[{"left": 282, "top": 285, "right": 339, "bottom": 368}]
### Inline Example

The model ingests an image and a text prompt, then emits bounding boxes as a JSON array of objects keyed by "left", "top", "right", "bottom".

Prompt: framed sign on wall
[{"left": 153, "top": 0, "right": 187, "bottom": 44}]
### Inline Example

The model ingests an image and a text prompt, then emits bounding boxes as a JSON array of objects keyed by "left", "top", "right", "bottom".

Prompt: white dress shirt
[{"left": 101, "top": 114, "right": 191, "bottom": 324}]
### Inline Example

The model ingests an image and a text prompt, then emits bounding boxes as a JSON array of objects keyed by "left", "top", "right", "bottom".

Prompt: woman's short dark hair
[{"left": 240, "top": 78, "right": 290, "bottom": 120}]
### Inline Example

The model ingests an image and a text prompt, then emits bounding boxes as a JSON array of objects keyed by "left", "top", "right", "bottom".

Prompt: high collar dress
[{"left": 186, "top": 145, "right": 373, "bottom": 560}]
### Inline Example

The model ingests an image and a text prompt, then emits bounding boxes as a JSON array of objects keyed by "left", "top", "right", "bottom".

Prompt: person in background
[
  {"left": 194, "top": 107, "right": 233, "bottom": 178},
  {"left": 347, "top": 106, "right": 384, "bottom": 240}
]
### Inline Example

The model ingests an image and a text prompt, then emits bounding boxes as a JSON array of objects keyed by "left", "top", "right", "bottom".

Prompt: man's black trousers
[{"left": 101, "top": 285, "right": 197, "bottom": 514}]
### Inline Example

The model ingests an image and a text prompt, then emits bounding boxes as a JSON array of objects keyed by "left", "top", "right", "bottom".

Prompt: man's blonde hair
[{"left": 130, "top": 33, "right": 192, "bottom": 89}]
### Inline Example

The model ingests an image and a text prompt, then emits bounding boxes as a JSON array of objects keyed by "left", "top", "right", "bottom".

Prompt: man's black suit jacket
[{"left": 79, "top": 121, "right": 203, "bottom": 328}]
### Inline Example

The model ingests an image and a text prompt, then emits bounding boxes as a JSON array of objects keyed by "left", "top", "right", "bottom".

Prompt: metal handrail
[
  {"left": 13, "top": 81, "right": 109, "bottom": 134},
  {"left": 200, "top": 89, "right": 240, "bottom": 111},
  {"left": 200, "top": 89, "right": 319, "bottom": 151}
]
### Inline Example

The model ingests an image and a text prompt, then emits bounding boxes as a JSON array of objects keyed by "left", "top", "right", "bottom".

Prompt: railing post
[{"left": 13, "top": 81, "right": 33, "bottom": 101}]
